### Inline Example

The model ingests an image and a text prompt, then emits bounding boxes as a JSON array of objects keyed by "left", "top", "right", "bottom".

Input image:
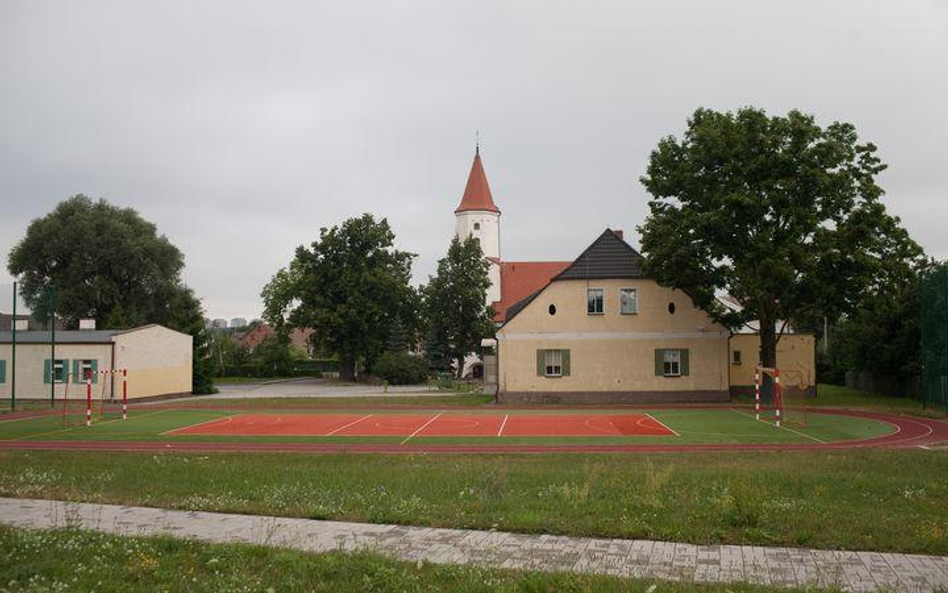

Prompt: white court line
[
  {"left": 324, "top": 414, "right": 372, "bottom": 436},
  {"left": 161, "top": 414, "right": 235, "bottom": 436},
  {"left": 730, "top": 408, "right": 825, "bottom": 444},
  {"left": 497, "top": 414, "right": 509, "bottom": 437},
  {"left": 401, "top": 411, "right": 444, "bottom": 444},
  {"left": 645, "top": 413, "right": 680, "bottom": 437}
]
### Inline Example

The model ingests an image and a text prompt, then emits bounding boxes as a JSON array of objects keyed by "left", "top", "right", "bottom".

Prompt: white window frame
[
  {"left": 53, "top": 359, "right": 67, "bottom": 383},
  {"left": 80, "top": 359, "right": 94, "bottom": 381},
  {"left": 619, "top": 288, "right": 638, "bottom": 315},
  {"left": 662, "top": 349, "right": 681, "bottom": 377},
  {"left": 544, "top": 350, "right": 563, "bottom": 377},
  {"left": 586, "top": 288, "right": 604, "bottom": 315}
]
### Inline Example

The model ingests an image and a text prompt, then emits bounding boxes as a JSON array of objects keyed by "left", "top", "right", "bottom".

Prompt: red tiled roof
[
  {"left": 236, "top": 324, "right": 315, "bottom": 353},
  {"left": 455, "top": 149, "right": 500, "bottom": 213},
  {"left": 492, "top": 261, "right": 571, "bottom": 322}
]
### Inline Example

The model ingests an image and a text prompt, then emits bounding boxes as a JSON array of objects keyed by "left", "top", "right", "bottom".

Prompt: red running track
[
  {"left": 1, "top": 408, "right": 946, "bottom": 454},
  {"left": 165, "top": 412, "right": 675, "bottom": 438}
]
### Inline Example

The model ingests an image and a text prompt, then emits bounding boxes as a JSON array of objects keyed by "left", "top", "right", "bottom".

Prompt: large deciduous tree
[
  {"left": 261, "top": 214, "right": 416, "bottom": 382},
  {"left": 424, "top": 236, "right": 495, "bottom": 378},
  {"left": 638, "top": 108, "right": 922, "bottom": 386},
  {"left": 8, "top": 195, "right": 186, "bottom": 327},
  {"left": 7, "top": 194, "right": 216, "bottom": 394}
]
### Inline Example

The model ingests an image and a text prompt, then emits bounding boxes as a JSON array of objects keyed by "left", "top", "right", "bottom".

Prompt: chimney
[
  {"left": 613, "top": 229, "right": 624, "bottom": 241},
  {"left": 79, "top": 319, "right": 96, "bottom": 330}
]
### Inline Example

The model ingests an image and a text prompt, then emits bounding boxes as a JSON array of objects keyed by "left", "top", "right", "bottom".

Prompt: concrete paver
[{"left": 1, "top": 497, "right": 946, "bottom": 592}]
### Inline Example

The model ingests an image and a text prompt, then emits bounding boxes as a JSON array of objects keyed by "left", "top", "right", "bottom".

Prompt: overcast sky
[{"left": 1, "top": 0, "right": 946, "bottom": 320}]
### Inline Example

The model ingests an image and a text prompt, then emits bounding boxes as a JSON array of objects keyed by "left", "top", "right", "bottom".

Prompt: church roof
[
  {"left": 455, "top": 149, "right": 500, "bottom": 214},
  {"left": 491, "top": 260, "right": 571, "bottom": 323}
]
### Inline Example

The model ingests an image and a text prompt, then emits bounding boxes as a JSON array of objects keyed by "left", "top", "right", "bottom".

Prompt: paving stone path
[{"left": 1, "top": 497, "right": 946, "bottom": 592}]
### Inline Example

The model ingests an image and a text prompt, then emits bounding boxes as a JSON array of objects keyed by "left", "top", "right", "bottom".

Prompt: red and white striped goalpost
[
  {"left": 82, "top": 368, "right": 128, "bottom": 427},
  {"left": 754, "top": 366, "right": 782, "bottom": 427},
  {"left": 122, "top": 368, "right": 127, "bottom": 420},
  {"left": 85, "top": 372, "right": 92, "bottom": 427}
]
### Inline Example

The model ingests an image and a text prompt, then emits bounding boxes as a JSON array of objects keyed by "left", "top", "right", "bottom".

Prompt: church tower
[{"left": 455, "top": 146, "right": 502, "bottom": 304}]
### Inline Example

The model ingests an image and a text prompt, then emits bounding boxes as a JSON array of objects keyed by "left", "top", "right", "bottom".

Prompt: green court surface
[{"left": 0, "top": 406, "right": 896, "bottom": 446}]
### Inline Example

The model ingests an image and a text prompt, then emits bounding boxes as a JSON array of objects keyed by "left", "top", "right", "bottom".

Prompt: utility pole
[
  {"left": 49, "top": 287, "right": 56, "bottom": 407},
  {"left": 10, "top": 282, "right": 16, "bottom": 411}
]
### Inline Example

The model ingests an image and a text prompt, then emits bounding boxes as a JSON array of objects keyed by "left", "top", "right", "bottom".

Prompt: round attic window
[
  {"left": 667, "top": 302, "right": 676, "bottom": 315},
  {"left": 548, "top": 304, "right": 557, "bottom": 316}
]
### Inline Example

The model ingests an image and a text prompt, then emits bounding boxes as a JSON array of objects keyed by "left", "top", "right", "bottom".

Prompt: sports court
[{"left": 166, "top": 412, "right": 676, "bottom": 438}]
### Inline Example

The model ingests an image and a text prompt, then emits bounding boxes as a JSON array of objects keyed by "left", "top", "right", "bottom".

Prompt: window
[
  {"left": 473, "top": 222, "right": 480, "bottom": 230},
  {"left": 667, "top": 302, "right": 676, "bottom": 314},
  {"left": 548, "top": 304, "right": 557, "bottom": 316},
  {"left": 44, "top": 359, "right": 67, "bottom": 384},
  {"left": 545, "top": 350, "right": 563, "bottom": 377},
  {"left": 663, "top": 350, "right": 681, "bottom": 376},
  {"left": 619, "top": 288, "right": 638, "bottom": 314},
  {"left": 732, "top": 350, "right": 742, "bottom": 365},
  {"left": 587, "top": 288, "right": 604, "bottom": 314},
  {"left": 80, "top": 359, "right": 94, "bottom": 381},
  {"left": 655, "top": 349, "right": 689, "bottom": 377},
  {"left": 536, "top": 349, "right": 571, "bottom": 377},
  {"left": 0, "top": 360, "right": 6, "bottom": 384}
]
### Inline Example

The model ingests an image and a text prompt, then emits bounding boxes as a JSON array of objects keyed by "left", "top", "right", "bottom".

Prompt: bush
[{"left": 372, "top": 352, "right": 429, "bottom": 385}]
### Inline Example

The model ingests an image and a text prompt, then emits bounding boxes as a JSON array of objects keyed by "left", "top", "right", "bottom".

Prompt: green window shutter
[
  {"left": 680, "top": 349, "right": 690, "bottom": 376},
  {"left": 91, "top": 360, "right": 98, "bottom": 384},
  {"left": 44, "top": 359, "right": 51, "bottom": 384},
  {"left": 536, "top": 350, "right": 545, "bottom": 376},
  {"left": 0, "top": 360, "right": 6, "bottom": 384},
  {"left": 561, "top": 350, "right": 571, "bottom": 376},
  {"left": 654, "top": 349, "right": 663, "bottom": 376},
  {"left": 72, "top": 360, "right": 81, "bottom": 384}
]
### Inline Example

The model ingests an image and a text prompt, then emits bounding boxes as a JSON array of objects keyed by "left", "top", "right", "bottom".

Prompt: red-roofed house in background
[{"left": 236, "top": 324, "right": 315, "bottom": 357}]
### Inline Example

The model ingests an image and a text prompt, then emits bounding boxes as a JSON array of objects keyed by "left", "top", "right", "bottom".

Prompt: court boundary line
[
  {"left": 644, "top": 413, "right": 680, "bottom": 437},
  {"left": 161, "top": 413, "right": 236, "bottom": 436},
  {"left": 325, "top": 414, "right": 373, "bottom": 436},
  {"left": 401, "top": 411, "right": 443, "bottom": 444},
  {"left": 497, "top": 414, "right": 509, "bottom": 437},
  {"left": 730, "top": 408, "right": 826, "bottom": 444}
]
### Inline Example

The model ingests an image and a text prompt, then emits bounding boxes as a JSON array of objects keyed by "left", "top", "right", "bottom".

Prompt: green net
[{"left": 920, "top": 267, "right": 948, "bottom": 411}]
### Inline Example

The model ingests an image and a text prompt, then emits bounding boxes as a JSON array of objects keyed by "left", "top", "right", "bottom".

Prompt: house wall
[
  {"left": 728, "top": 333, "right": 817, "bottom": 398},
  {"left": 0, "top": 343, "right": 113, "bottom": 400},
  {"left": 113, "top": 326, "right": 192, "bottom": 399},
  {"left": 497, "top": 278, "right": 731, "bottom": 403}
]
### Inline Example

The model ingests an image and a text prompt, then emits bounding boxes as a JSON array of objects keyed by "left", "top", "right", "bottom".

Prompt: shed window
[
  {"left": 587, "top": 288, "right": 604, "bottom": 314},
  {"left": 732, "top": 350, "right": 742, "bottom": 365},
  {"left": 44, "top": 359, "right": 68, "bottom": 384},
  {"left": 619, "top": 288, "right": 638, "bottom": 314}
]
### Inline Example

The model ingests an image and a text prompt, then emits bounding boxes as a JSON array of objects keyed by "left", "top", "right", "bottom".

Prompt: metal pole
[
  {"left": 10, "top": 282, "right": 16, "bottom": 411},
  {"left": 49, "top": 287, "right": 56, "bottom": 407}
]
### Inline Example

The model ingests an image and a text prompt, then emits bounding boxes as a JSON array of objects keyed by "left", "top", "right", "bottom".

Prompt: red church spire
[{"left": 455, "top": 147, "right": 500, "bottom": 214}]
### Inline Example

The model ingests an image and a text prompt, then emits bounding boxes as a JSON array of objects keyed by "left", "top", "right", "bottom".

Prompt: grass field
[
  {"left": 0, "top": 526, "right": 849, "bottom": 593},
  {"left": 0, "top": 406, "right": 895, "bottom": 445},
  {"left": 2, "top": 448, "right": 946, "bottom": 554}
]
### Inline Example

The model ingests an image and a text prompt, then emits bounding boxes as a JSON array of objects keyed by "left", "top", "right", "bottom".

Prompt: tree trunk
[
  {"left": 339, "top": 357, "right": 357, "bottom": 382},
  {"left": 759, "top": 310, "right": 778, "bottom": 404}
]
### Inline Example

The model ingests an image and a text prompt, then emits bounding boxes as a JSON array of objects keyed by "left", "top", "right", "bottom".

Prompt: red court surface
[{"left": 166, "top": 412, "right": 676, "bottom": 438}]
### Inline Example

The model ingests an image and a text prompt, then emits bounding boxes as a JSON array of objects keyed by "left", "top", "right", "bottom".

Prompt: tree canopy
[
  {"left": 638, "top": 107, "right": 922, "bottom": 373},
  {"left": 261, "top": 214, "right": 416, "bottom": 381},
  {"left": 424, "top": 236, "right": 495, "bottom": 378},
  {"left": 7, "top": 194, "right": 215, "bottom": 394}
]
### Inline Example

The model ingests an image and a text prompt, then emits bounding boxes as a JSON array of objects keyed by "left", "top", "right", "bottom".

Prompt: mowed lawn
[
  {"left": 1, "top": 449, "right": 946, "bottom": 555},
  {"left": 0, "top": 406, "right": 895, "bottom": 445},
  {"left": 0, "top": 527, "right": 848, "bottom": 593}
]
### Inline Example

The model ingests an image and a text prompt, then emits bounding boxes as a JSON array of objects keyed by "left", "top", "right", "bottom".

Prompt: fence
[{"left": 920, "top": 266, "right": 948, "bottom": 411}]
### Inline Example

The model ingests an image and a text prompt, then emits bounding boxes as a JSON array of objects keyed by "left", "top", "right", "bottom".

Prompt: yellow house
[
  {"left": 0, "top": 324, "right": 192, "bottom": 401},
  {"left": 495, "top": 229, "right": 815, "bottom": 403}
]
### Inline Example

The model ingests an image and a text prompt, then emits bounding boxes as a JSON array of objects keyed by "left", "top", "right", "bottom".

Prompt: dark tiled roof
[
  {"left": 554, "top": 229, "right": 646, "bottom": 281},
  {"left": 0, "top": 330, "right": 120, "bottom": 344}
]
